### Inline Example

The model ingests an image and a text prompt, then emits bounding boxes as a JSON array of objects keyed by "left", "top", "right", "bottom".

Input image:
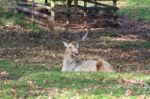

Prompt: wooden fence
[
  {"left": 13, "top": 0, "right": 119, "bottom": 31},
  {"left": 13, "top": 0, "right": 55, "bottom": 32}
]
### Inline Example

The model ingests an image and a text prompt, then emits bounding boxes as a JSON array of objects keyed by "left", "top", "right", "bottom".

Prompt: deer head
[
  {"left": 62, "top": 31, "right": 89, "bottom": 58},
  {"left": 62, "top": 41, "right": 79, "bottom": 58}
]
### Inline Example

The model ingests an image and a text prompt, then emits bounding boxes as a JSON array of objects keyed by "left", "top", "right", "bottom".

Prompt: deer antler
[
  {"left": 60, "top": 37, "right": 70, "bottom": 43},
  {"left": 81, "top": 32, "right": 88, "bottom": 41},
  {"left": 78, "top": 27, "right": 90, "bottom": 43},
  {"left": 60, "top": 28, "right": 72, "bottom": 43}
]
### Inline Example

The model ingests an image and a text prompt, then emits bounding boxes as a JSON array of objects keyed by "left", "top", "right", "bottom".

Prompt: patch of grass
[
  {"left": 119, "top": 0, "right": 150, "bottom": 21},
  {"left": 1, "top": 12, "right": 25, "bottom": 26},
  {"left": 0, "top": 0, "right": 44, "bottom": 31},
  {"left": 0, "top": 12, "right": 43, "bottom": 31},
  {"left": 0, "top": 0, "right": 11, "bottom": 12},
  {"left": 0, "top": 60, "right": 150, "bottom": 98},
  {"left": 0, "top": 60, "right": 49, "bottom": 79},
  {"left": 111, "top": 40, "right": 150, "bottom": 49},
  {"left": 95, "top": 36, "right": 150, "bottom": 49},
  {"left": 35, "top": 0, "right": 47, "bottom": 3}
]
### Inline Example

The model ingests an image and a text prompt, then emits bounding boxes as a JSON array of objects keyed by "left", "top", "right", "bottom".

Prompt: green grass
[
  {"left": 119, "top": 0, "right": 150, "bottom": 21},
  {"left": 0, "top": 60, "right": 150, "bottom": 98},
  {"left": 0, "top": 11, "right": 42, "bottom": 31},
  {"left": 113, "top": 40, "right": 150, "bottom": 49},
  {"left": 0, "top": 0, "right": 43, "bottom": 31},
  {"left": 98, "top": 36, "right": 150, "bottom": 49},
  {"left": 0, "top": 12, "right": 24, "bottom": 26}
]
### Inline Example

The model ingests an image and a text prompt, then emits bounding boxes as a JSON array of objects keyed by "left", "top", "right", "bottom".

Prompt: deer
[{"left": 61, "top": 30, "right": 114, "bottom": 72}]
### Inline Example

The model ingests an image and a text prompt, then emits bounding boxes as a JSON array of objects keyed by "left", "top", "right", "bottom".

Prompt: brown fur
[{"left": 96, "top": 60, "right": 103, "bottom": 71}]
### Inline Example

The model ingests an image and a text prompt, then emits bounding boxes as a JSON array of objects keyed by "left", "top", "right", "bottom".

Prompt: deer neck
[{"left": 62, "top": 53, "right": 77, "bottom": 71}]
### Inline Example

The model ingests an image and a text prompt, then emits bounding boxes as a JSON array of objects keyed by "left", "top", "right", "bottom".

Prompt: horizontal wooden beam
[
  {"left": 18, "top": 1, "right": 52, "bottom": 10},
  {"left": 33, "top": 3, "right": 52, "bottom": 10},
  {"left": 71, "top": 5, "right": 117, "bottom": 11},
  {"left": 15, "top": 5, "right": 50, "bottom": 18},
  {"left": 81, "top": 0, "right": 119, "bottom": 10}
]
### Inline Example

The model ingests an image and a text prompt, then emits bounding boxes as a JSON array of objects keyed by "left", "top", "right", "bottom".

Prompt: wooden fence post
[
  {"left": 32, "top": 0, "right": 35, "bottom": 17},
  {"left": 13, "top": 0, "right": 18, "bottom": 14},
  {"left": 31, "top": 0, "right": 35, "bottom": 29},
  {"left": 113, "top": 0, "right": 117, "bottom": 21},
  {"left": 113, "top": 0, "right": 117, "bottom": 7},
  {"left": 45, "top": 0, "right": 48, "bottom": 5},
  {"left": 47, "top": 0, "right": 55, "bottom": 33},
  {"left": 94, "top": 0, "right": 98, "bottom": 14},
  {"left": 74, "top": 0, "right": 78, "bottom": 16},
  {"left": 66, "top": 0, "right": 72, "bottom": 25},
  {"left": 50, "top": 1, "right": 55, "bottom": 22},
  {"left": 83, "top": 0, "right": 87, "bottom": 26}
]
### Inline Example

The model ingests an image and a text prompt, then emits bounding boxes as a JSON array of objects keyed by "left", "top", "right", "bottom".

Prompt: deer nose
[{"left": 75, "top": 52, "right": 79, "bottom": 55}]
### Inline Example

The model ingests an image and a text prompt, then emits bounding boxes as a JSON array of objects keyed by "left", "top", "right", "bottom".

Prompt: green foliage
[{"left": 119, "top": 0, "right": 150, "bottom": 20}]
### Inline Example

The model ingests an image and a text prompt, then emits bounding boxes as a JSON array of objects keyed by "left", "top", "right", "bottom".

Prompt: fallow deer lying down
[{"left": 62, "top": 32, "right": 114, "bottom": 72}]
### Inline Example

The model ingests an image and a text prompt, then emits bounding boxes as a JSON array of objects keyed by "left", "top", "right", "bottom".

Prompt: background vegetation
[{"left": 119, "top": 0, "right": 150, "bottom": 20}]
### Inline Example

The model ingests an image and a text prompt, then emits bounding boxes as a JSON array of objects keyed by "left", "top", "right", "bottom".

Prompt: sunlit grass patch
[
  {"left": 97, "top": 36, "right": 150, "bottom": 49},
  {"left": 0, "top": 60, "right": 150, "bottom": 98},
  {"left": 5, "top": 72, "right": 150, "bottom": 98},
  {"left": 112, "top": 40, "right": 150, "bottom": 49},
  {"left": 119, "top": 0, "right": 150, "bottom": 21},
  {"left": 0, "top": 60, "right": 49, "bottom": 79}
]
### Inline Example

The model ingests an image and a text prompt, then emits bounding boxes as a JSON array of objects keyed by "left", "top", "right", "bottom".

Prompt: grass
[
  {"left": 0, "top": 12, "right": 24, "bottom": 26},
  {"left": 112, "top": 40, "right": 150, "bottom": 49},
  {"left": 95, "top": 36, "right": 150, "bottom": 49},
  {"left": 0, "top": 0, "right": 43, "bottom": 31},
  {"left": 118, "top": 0, "right": 150, "bottom": 21},
  {"left": 0, "top": 60, "right": 150, "bottom": 98},
  {"left": 0, "top": 11, "right": 42, "bottom": 31}
]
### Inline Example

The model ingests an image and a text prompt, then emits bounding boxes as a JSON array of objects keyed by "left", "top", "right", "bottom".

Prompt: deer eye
[{"left": 68, "top": 46, "right": 72, "bottom": 49}]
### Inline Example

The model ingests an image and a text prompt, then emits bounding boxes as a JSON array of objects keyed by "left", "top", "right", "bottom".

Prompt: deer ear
[
  {"left": 62, "top": 41, "right": 69, "bottom": 47},
  {"left": 76, "top": 43, "right": 79, "bottom": 48}
]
